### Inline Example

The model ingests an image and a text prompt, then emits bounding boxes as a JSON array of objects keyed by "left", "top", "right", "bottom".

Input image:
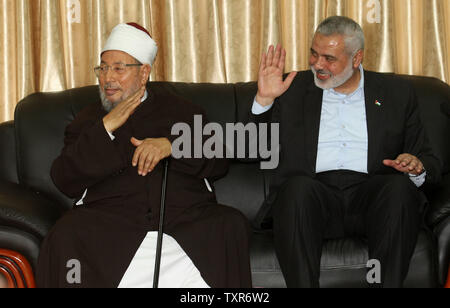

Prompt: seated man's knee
[
  {"left": 218, "top": 205, "right": 251, "bottom": 236},
  {"left": 371, "top": 174, "right": 422, "bottom": 215},
  {"left": 280, "top": 176, "right": 320, "bottom": 196},
  {"left": 380, "top": 174, "right": 420, "bottom": 198},
  {"left": 275, "top": 175, "right": 323, "bottom": 214}
]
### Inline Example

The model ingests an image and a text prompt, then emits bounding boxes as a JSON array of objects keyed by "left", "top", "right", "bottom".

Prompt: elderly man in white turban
[{"left": 36, "top": 23, "right": 252, "bottom": 288}]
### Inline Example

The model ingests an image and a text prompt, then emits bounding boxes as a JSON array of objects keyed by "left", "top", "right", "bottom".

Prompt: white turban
[{"left": 102, "top": 23, "right": 158, "bottom": 66}]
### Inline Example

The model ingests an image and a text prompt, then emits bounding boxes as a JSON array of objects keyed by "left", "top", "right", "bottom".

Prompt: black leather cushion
[
  {"left": 0, "top": 226, "right": 41, "bottom": 271},
  {"left": 0, "top": 180, "right": 65, "bottom": 239},
  {"left": 434, "top": 216, "right": 450, "bottom": 286},
  {"left": 320, "top": 230, "right": 437, "bottom": 288},
  {"left": 214, "top": 162, "right": 265, "bottom": 222},
  {"left": 250, "top": 229, "right": 436, "bottom": 288},
  {"left": 0, "top": 121, "right": 18, "bottom": 184},
  {"left": 14, "top": 87, "right": 97, "bottom": 209},
  {"left": 250, "top": 231, "right": 285, "bottom": 288},
  {"left": 402, "top": 230, "right": 439, "bottom": 288},
  {"left": 426, "top": 173, "right": 450, "bottom": 227}
]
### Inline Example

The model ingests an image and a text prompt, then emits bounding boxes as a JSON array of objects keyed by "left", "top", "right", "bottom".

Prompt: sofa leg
[
  {"left": 0, "top": 266, "right": 16, "bottom": 288},
  {"left": 445, "top": 266, "right": 450, "bottom": 288},
  {"left": 0, "top": 249, "right": 35, "bottom": 288}
]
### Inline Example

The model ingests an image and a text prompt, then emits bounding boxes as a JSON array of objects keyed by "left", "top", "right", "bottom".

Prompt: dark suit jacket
[{"left": 250, "top": 70, "right": 442, "bottom": 228}]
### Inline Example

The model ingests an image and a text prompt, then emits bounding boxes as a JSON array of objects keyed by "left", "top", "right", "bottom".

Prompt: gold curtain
[{"left": 1, "top": 0, "right": 449, "bottom": 122}]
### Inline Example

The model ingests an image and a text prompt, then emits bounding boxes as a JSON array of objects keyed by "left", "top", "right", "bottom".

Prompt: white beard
[
  {"left": 99, "top": 84, "right": 138, "bottom": 113},
  {"left": 99, "top": 88, "right": 117, "bottom": 113},
  {"left": 311, "top": 60, "right": 356, "bottom": 90}
]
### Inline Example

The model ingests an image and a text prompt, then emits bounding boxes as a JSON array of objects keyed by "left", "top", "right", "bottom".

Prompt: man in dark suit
[{"left": 250, "top": 16, "right": 441, "bottom": 287}]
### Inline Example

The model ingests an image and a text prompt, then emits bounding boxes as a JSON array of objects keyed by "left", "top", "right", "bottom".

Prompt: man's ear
[
  {"left": 353, "top": 50, "right": 364, "bottom": 68},
  {"left": 141, "top": 64, "right": 151, "bottom": 85}
]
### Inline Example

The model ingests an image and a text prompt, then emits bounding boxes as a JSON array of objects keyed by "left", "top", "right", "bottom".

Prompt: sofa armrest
[
  {"left": 425, "top": 173, "right": 450, "bottom": 227},
  {"left": 433, "top": 216, "right": 450, "bottom": 286},
  {"left": 0, "top": 180, "right": 67, "bottom": 240},
  {"left": 424, "top": 173, "right": 450, "bottom": 286}
]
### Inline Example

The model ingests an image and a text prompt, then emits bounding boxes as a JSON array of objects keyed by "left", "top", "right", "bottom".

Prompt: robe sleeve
[
  {"left": 166, "top": 108, "right": 230, "bottom": 182},
  {"left": 170, "top": 155, "right": 229, "bottom": 182},
  {"left": 51, "top": 115, "right": 128, "bottom": 199}
]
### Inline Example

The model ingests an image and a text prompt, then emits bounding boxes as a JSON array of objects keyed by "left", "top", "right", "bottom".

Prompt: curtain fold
[{"left": 0, "top": 0, "right": 449, "bottom": 122}]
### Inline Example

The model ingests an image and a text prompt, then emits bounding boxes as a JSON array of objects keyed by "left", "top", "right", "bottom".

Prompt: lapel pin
[{"left": 375, "top": 100, "right": 382, "bottom": 107}]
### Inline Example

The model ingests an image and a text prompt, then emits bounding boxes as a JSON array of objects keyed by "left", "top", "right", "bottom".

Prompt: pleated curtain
[{"left": 0, "top": 0, "right": 449, "bottom": 122}]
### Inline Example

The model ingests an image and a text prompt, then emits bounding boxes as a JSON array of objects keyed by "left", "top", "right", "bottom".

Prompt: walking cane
[{"left": 153, "top": 158, "right": 169, "bottom": 288}]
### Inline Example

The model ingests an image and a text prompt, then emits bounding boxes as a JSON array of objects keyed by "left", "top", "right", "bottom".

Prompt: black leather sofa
[{"left": 0, "top": 74, "right": 449, "bottom": 288}]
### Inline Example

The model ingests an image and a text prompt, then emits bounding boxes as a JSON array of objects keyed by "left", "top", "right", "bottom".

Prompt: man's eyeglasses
[{"left": 94, "top": 63, "right": 143, "bottom": 77}]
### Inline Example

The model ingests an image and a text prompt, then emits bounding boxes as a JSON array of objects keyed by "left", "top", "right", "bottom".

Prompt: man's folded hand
[
  {"left": 383, "top": 153, "right": 424, "bottom": 175},
  {"left": 131, "top": 137, "right": 172, "bottom": 176}
]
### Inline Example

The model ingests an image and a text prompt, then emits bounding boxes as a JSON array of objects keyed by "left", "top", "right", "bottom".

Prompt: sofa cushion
[
  {"left": 250, "top": 229, "right": 436, "bottom": 288},
  {"left": 14, "top": 88, "right": 96, "bottom": 208},
  {"left": 0, "top": 226, "right": 41, "bottom": 271},
  {"left": 434, "top": 216, "right": 450, "bottom": 286},
  {"left": 426, "top": 173, "right": 450, "bottom": 227},
  {"left": 214, "top": 162, "right": 265, "bottom": 222},
  {"left": 0, "top": 181, "right": 65, "bottom": 239}
]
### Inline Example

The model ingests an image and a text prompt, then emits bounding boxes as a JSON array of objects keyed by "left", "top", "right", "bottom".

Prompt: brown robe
[{"left": 36, "top": 85, "right": 252, "bottom": 288}]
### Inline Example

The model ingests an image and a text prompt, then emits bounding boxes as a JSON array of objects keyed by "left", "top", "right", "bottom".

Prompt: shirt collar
[{"left": 141, "top": 90, "right": 148, "bottom": 102}]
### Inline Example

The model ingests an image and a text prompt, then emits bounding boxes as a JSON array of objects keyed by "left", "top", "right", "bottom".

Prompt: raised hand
[
  {"left": 383, "top": 153, "right": 424, "bottom": 176},
  {"left": 256, "top": 44, "right": 298, "bottom": 107},
  {"left": 131, "top": 137, "right": 172, "bottom": 176},
  {"left": 102, "top": 85, "right": 146, "bottom": 133}
]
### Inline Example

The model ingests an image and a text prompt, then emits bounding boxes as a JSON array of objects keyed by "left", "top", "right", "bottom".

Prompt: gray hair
[{"left": 316, "top": 16, "right": 365, "bottom": 56}]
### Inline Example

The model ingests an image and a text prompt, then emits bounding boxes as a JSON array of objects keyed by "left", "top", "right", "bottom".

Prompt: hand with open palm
[{"left": 255, "top": 44, "right": 298, "bottom": 107}]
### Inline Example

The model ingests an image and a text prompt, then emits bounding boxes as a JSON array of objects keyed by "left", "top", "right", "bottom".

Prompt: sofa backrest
[
  {"left": 5, "top": 74, "right": 450, "bottom": 221},
  {"left": 11, "top": 82, "right": 267, "bottom": 221},
  {"left": 14, "top": 87, "right": 96, "bottom": 208},
  {"left": 0, "top": 121, "right": 18, "bottom": 184}
]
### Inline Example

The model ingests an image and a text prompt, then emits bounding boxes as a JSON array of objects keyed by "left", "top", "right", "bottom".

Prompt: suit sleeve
[
  {"left": 239, "top": 93, "right": 279, "bottom": 163},
  {"left": 50, "top": 116, "right": 128, "bottom": 199},
  {"left": 247, "top": 103, "right": 274, "bottom": 124},
  {"left": 403, "top": 82, "right": 442, "bottom": 185}
]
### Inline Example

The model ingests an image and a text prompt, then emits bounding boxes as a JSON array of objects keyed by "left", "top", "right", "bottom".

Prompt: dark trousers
[{"left": 272, "top": 171, "right": 422, "bottom": 288}]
